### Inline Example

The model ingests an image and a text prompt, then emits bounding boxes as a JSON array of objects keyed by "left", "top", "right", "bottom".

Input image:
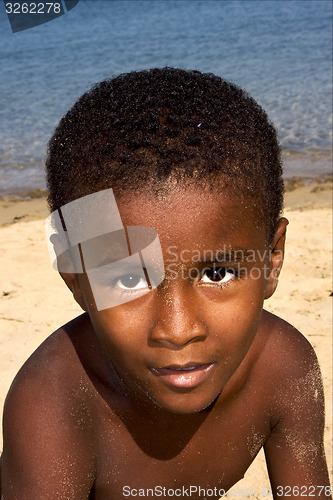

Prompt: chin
[{"left": 150, "top": 391, "right": 220, "bottom": 415}]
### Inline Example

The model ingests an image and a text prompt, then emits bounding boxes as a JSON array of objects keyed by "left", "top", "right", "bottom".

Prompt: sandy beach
[{"left": 0, "top": 180, "right": 332, "bottom": 496}]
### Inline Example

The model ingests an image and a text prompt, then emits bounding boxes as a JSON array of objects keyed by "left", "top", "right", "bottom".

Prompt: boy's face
[{"left": 71, "top": 185, "right": 286, "bottom": 414}]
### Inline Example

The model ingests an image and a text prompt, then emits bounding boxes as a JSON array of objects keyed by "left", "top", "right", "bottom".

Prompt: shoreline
[
  {"left": 0, "top": 177, "right": 331, "bottom": 227},
  {"left": 1, "top": 147, "right": 331, "bottom": 198}
]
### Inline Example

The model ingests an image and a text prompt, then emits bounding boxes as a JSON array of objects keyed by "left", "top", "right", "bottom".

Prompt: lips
[{"left": 150, "top": 363, "right": 214, "bottom": 389}]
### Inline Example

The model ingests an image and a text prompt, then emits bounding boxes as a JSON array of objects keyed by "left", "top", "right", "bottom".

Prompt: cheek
[
  {"left": 88, "top": 297, "right": 152, "bottom": 354},
  {"left": 203, "top": 280, "right": 265, "bottom": 349}
]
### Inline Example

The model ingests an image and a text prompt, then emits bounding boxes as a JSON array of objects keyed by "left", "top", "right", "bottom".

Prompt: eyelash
[
  {"left": 113, "top": 274, "right": 149, "bottom": 293},
  {"left": 198, "top": 266, "right": 242, "bottom": 288}
]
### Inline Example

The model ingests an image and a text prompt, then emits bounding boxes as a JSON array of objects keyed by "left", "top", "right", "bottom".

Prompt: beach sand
[{"left": 0, "top": 180, "right": 332, "bottom": 497}]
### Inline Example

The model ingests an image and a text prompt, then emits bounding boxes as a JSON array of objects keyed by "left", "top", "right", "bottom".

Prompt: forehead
[{"left": 116, "top": 186, "right": 267, "bottom": 252}]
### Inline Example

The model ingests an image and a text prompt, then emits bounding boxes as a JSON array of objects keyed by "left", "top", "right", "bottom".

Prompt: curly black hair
[{"left": 46, "top": 67, "right": 283, "bottom": 241}]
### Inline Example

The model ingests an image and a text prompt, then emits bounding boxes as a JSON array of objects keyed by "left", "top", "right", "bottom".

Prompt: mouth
[{"left": 150, "top": 363, "right": 215, "bottom": 389}]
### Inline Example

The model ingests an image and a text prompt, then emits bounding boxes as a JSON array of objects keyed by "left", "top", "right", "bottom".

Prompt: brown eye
[{"left": 201, "top": 267, "right": 236, "bottom": 285}]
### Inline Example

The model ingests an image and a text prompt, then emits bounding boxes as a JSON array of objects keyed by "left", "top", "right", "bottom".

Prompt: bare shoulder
[
  {"left": 246, "top": 309, "right": 324, "bottom": 427},
  {"left": 4, "top": 313, "right": 97, "bottom": 412},
  {"left": 1, "top": 313, "right": 98, "bottom": 498},
  {"left": 258, "top": 309, "right": 321, "bottom": 385},
  {"left": 258, "top": 315, "right": 331, "bottom": 494}
]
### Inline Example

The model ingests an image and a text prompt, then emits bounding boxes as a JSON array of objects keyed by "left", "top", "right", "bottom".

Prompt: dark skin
[{"left": 1, "top": 186, "right": 331, "bottom": 499}]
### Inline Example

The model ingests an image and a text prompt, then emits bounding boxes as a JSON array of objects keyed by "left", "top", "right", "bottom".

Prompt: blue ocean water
[{"left": 0, "top": 0, "right": 332, "bottom": 195}]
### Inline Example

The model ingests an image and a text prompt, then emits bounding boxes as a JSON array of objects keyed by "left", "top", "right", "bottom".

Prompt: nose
[{"left": 149, "top": 281, "right": 208, "bottom": 348}]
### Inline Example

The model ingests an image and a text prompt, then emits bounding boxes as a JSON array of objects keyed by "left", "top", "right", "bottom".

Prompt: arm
[
  {"left": 1, "top": 363, "right": 95, "bottom": 499},
  {"left": 264, "top": 333, "right": 331, "bottom": 499}
]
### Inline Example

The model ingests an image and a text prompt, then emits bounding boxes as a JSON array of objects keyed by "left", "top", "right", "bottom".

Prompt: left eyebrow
[{"left": 200, "top": 249, "right": 254, "bottom": 263}]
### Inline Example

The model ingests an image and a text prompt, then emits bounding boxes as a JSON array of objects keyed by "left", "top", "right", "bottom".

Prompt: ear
[
  {"left": 264, "top": 217, "right": 289, "bottom": 300},
  {"left": 59, "top": 272, "right": 88, "bottom": 311}
]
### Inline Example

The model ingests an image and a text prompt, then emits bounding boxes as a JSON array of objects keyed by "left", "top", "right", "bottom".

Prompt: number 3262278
[
  {"left": 276, "top": 485, "right": 332, "bottom": 496},
  {"left": 5, "top": 3, "right": 61, "bottom": 14}
]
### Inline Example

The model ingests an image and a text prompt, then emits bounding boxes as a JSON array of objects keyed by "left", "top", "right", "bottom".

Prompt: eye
[
  {"left": 200, "top": 267, "right": 236, "bottom": 286},
  {"left": 115, "top": 273, "right": 149, "bottom": 291}
]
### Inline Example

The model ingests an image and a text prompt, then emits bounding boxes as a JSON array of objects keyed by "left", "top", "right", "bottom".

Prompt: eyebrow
[
  {"left": 93, "top": 253, "right": 127, "bottom": 267},
  {"left": 200, "top": 249, "right": 254, "bottom": 263}
]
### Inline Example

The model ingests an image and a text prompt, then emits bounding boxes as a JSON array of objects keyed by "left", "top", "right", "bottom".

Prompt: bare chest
[{"left": 91, "top": 395, "right": 271, "bottom": 500}]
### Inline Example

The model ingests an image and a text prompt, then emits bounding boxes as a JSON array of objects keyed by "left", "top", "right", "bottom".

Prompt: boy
[{"left": 1, "top": 68, "right": 331, "bottom": 499}]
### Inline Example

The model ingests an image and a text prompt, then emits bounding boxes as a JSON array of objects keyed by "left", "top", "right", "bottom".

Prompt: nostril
[
  {"left": 150, "top": 285, "right": 208, "bottom": 346},
  {"left": 149, "top": 319, "right": 208, "bottom": 348}
]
